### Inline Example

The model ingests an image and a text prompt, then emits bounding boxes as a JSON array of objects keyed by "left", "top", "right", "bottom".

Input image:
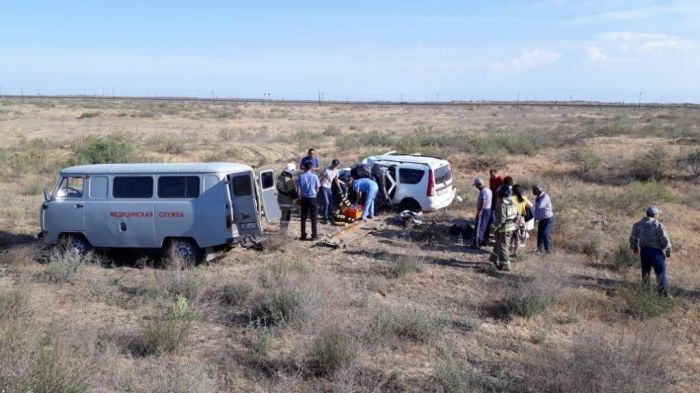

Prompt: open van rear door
[{"left": 258, "top": 170, "right": 281, "bottom": 223}]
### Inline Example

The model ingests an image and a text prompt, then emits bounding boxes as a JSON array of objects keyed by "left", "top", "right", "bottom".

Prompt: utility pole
[
  {"left": 516, "top": 92, "right": 520, "bottom": 107},
  {"left": 638, "top": 91, "right": 642, "bottom": 108},
  {"left": 111, "top": 86, "right": 115, "bottom": 99},
  {"left": 0, "top": 86, "right": 3, "bottom": 99}
]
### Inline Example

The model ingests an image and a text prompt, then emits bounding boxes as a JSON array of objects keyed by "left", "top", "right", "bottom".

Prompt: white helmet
[{"left": 283, "top": 162, "right": 296, "bottom": 174}]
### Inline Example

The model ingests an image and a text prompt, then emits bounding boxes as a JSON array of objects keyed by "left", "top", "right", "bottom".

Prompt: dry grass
[
  {"left": 0, "top": 99, "right": 698, "bottom": 391},
  {"left": 528, "top": 328, "right": 679, "bottom": 393}
]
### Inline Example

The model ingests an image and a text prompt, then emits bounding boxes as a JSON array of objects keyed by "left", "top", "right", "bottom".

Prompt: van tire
[
  {"left": 60, "top": 234, "right": 92, "bottom": 256},
  {"left": 167, "top": 239, "right": 201, "bottom": 267},
  {"left": 399, "top": 198, "right": 422, "bottom": 212}
]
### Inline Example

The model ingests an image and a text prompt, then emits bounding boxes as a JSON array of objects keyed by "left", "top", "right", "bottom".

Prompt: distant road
[{"left": 2, "top": 94, "right": 699, "bottom": 109}]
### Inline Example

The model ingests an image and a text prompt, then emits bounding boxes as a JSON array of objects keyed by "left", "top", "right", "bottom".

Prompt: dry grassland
[{"left": 1, "top": 98, "right": 699, "bottom": 392}]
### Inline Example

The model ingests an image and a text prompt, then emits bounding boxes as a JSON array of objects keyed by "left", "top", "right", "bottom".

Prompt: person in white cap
[
  {"left": 472, "top": 177, "right": 492, "bottom": 248},
  {"left": 276, "top": 163, "right": 298, "bottom": 232},
  {"left": 629, "top": 206, "right": 673, "bottom": 297}
]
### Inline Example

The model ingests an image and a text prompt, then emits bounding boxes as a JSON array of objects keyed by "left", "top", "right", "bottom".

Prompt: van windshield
[{"left": 434, "top": 165, "right": 452, "bottom": 184}]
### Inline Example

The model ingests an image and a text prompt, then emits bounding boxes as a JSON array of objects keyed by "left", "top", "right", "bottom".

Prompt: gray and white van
[{"left": 39, "top": 162, "right": 280, "bottom": 264}]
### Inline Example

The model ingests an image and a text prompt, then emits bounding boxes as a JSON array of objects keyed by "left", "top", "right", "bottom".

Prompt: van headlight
[{"left": 241, "top": 223, "right": 258, "bottom": 229}]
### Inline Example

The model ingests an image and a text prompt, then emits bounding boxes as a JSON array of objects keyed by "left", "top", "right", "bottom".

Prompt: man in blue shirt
[
  {"left": 296, "top": 162, "right": 321, "bottom": 240},
  {"left": 299, "top": 148, "right": 320, "bottom": 174},
  {"left": 352, "top": 177, "right": 379, "bottom": 221}
]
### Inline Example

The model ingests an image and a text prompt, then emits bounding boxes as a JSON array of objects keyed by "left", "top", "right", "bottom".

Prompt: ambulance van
[{"left": 39, "top": 162, "right": 280, "bottom": 264}]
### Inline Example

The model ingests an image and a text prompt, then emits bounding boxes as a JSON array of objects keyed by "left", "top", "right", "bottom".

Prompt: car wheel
[
  {"left": 399, "top": 198, "right": 422, "bottom": 212},
  {"left": 63, "top": 234, "right": 92, "bottom": 255},
  {"left": 169, "top": 239, "right": 200, "bottom": 267}
]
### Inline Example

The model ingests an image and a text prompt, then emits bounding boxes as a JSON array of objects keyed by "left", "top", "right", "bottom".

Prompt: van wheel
[
  {"left": 60, "top": 234, "right": 92, "bottom": 256},
  {"left": 399, "top": 198, "right": 422, "bottom": 212},
  {"left": 168, "top": 239, "right": 201, "bottom": 267}
]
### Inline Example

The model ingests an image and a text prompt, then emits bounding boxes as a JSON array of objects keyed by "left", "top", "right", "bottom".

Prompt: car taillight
[
  {"left": 226, "top": 213, "right": 232, "bottom": 228},
  {"left": 427, "top": 169, "right": 436, "bottom": 197}
]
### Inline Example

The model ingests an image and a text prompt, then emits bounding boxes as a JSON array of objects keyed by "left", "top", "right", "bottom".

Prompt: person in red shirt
[
  {"left": 489, "top": 169, "right": 504, "bottom": 209},
  {"left": 485, "top": 169, "right": 504, "bottom": 241}
]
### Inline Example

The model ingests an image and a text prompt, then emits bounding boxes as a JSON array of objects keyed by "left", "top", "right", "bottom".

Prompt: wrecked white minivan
[{"left": 39, "top": 163, "right": 280, "bottom": 264}]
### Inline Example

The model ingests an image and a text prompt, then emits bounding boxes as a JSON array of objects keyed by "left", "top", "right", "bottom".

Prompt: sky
[{"left": 1, "top": 0, "right": 699, "bottom": 102}]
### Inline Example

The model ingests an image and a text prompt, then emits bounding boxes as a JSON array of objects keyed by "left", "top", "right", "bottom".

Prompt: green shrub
[
  {"left": 216, "top": 282, "right": 252, "bottom": 307},
  {"left": 530, "top": 331, "right": 677, "bottom": 393},
  {"left": 67, "top": 134, "right": 142, "bottom": 165},
  {"left": 77, "top": 111, "right": 100, "bottom": 119},
  {"left": 42, "top": 249, "right": 90, "bottom": 284},
  {"left": 0, "top": 287, "right": 32, "bottom": 320},
  {"left": 323, "top": 125, "right": 342, "bottom": 136},
  {"left": 567, "top": 149, "right": 602, "bottom": 179},
  {"left": 26, "top": 340, "right": 89, "bottom": 393},
  {"left": 505, "top": 276, "right": 561, "bottom": 318},
  {"left": 365, "top": 306, "right": 439, "bottom": 345},
  {"left": 629, "top": 147, "right": 672, "bottom": 181},
  {"left": 678, "top": 149, "right": 700, "bottom": 178},
  {"left": 432, "top": 345, "right": 467, "bottom": 393},
  {"left": 618, "top": 284, "right": 677, "bottom": 319},
  {"left": 451, "top": 305, "right": 481, "bottom": 332},
  {"left": 611, "top": 243, "right": 639, "bottom": 270},
  {"left": 608, "top": 181, "right": 676, "bottom": 212},
  {"left": 582, "top": 235, "right": 604, "bottom": 261},
  {"left": 250, "top": 325, "right": 277, "bottom": 357},
  {"left": 128, "top": 362, "right": 214, "bottom": 393},
  {"left": 249, "top": 289, "right": 304, "bottom": 326},
  {"left": 161, "top": 270, "right": 204, "bottom": 302},
  {"left": 384, "top": 255, "right": 426, "bottom": 279},
  {"left": 305, "top": 331, "right": 358, "bottom": 376},
  {"left": 141, "top": 296, "right": 194, "bottom": 355}
]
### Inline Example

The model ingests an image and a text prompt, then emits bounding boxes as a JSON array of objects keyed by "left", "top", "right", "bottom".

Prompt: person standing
[
  {"left": 319, "top": 159, "right": 342, "bottom": 223},
  {"left": 532, "top": 185, "right": 555, "bottom": 254},
  {"left": 487, "top": 169, "right": 504, "bottom": 233},
  {"left": 300, "top": 148, "right": 320, "bottom": 174},
  {"left": 352, "top": 177, "right": 379, "bottom": 221},
  {"left": 276, "top": 163, "right": 298, "bottom": 232},
  {"left": 511, "top": 184, "right": 533, "bottom": 256},
  {"left": 296, "top": 162, "right": 320, "bottom": 240},
  {"left": 489, "top": 185, "right": 518, "bottom": 271},
  {"left": 472, "top": 178, "right": 492, "bottom": 248},
  {"left": 629, "top": 206, "right": 672, "bottom": 297}
]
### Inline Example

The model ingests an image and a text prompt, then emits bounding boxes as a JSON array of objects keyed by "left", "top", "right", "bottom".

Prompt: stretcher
[{"left": 313, "top": 220, "right": 386, "bottom": 249}]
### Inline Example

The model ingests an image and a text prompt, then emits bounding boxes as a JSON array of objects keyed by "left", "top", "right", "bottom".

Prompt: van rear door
[
  {"left": 227, "top": 172, "right": 263, "bottom": 238},
  {"left": 258, "top": 170, "right": 281, "bottom": 223}
]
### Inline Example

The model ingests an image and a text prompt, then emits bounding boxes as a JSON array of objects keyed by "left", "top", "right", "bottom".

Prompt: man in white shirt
[{"left": 319, "top": 159, "right": 342, "bottom": 223}]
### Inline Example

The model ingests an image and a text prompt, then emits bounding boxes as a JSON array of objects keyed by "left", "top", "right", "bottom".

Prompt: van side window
[
  {"left": 399, "top": 168, "right": 425, "bottom": 184},
  {"left": 158, "top": 176, "right": 200, "bottom": 198},
  {"left": 204, "top": 175, "right": 220, "bottom": 192},
  {"left": 113, "top": 177, "right": 153, "bottom": 198},
  {"left": 89, "top": 176, "right": 108, "bottom": 199},
  {"left": 232, "top": 175, "right": 252, "bottom": 196},
  {"left": 56, "top": 176, "right": 84, "bottom": 199}
]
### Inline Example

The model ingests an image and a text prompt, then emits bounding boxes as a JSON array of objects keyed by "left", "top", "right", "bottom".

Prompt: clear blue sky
[{"left": 1, "top": 0, "right": 699, "bottom": 102}]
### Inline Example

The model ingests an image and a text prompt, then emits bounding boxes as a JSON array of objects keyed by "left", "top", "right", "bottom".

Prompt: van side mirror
[{"left": 43, "top": 187, "right": 51, "bottom": 201}]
